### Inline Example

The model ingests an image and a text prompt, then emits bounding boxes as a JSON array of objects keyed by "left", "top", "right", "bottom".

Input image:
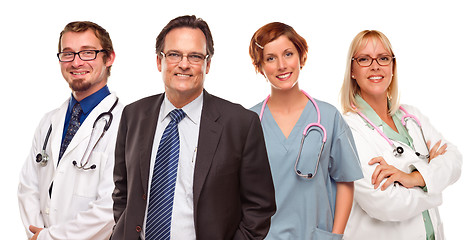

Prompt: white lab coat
[
  {"left": 343, "top": 104, "right": 462, "bottom": 240},
  {"left": 18, "top": 93, "right": 123, "bottom": 240}
]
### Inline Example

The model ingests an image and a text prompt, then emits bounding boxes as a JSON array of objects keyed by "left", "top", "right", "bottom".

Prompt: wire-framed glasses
[{"left": 160, "top": 51, "right": 209, "bottom": 64}]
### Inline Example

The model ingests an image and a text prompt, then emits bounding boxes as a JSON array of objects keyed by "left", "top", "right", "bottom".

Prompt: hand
[
  {"left": 427, "top": 140, "right": 447, "bottom": 163},
  {"left": 369, "top": 157, "right": 425, "bottom": 190},
  {"left": 29, "top": 225, "right": 43, "bottom": 240}
]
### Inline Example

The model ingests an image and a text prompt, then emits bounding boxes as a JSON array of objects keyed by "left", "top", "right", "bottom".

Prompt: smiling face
[
  {"left": 157, "top": 27, "right": 210, "bottom": 107},
  {"left": 261, "top": 35, "right": 301, "bottom": 91},
  {"left": 352, "top": 37, "right": 394, "bottom": 100},
  {"left": 59, "top": 29, "right": 114, "bottom": 101}
]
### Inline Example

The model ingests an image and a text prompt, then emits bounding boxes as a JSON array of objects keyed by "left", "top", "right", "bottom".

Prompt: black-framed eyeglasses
[
  {"left": 352, "top": 54, "right": 395, "bottom": 67},
  {"left": 160, "top": 51, "right": 209, "bottom": 64},
  {"left": 57, "top": 50, "right": 106, "bottom": 62}
]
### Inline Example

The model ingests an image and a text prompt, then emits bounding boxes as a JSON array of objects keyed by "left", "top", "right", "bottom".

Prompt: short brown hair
[
  {"left": 58, "top": 21, "right": 114, "bottom": 77},
  {"left": 155, "top": 15, "right": 214, "bottom": 58},
  {"left": 249, "top": 22, "right": 308, "bottom": 75}
]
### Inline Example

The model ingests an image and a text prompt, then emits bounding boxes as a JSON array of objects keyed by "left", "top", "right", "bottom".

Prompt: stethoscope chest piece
[
  {"left": 36, "top": 150, "right": 48, "bottom": 166},
  {"left": 36, "top": 125, "right": 52, "bottom": 167},
  {"left": 393, "top": 146, "right": 404, "bottom": 157}
]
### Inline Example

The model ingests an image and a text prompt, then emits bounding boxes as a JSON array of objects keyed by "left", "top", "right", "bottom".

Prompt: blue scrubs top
[{"left": 251, "top": 98, "right": 363, "bottom": 240}]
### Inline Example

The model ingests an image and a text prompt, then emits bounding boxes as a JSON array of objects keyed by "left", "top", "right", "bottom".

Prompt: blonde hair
[{"left": 340, "top": 30, "right": 400, "bottom": 115}]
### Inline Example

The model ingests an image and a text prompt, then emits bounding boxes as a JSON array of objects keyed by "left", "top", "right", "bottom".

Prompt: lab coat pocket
[
  {"left": 312, "top": 227, "right": 343, "bottom": 240},
  {"left": 72, "top": 151, "right": 104, "bottom": 198}
]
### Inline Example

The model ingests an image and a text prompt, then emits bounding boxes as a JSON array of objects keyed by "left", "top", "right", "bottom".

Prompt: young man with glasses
[
  {"left": 18, "top": 21, "right": 123, "bottom": 240},
  {"left": 111, "top": 15, "right": 276, "bottom": 240}
]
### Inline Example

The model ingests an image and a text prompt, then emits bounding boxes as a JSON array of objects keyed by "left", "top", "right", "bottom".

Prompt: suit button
[
  {"left": 136, "top": 225, "right": 142, "bottom": 232},
  {"left": 142, "top": 193, "right": 146, "bottom": 200}
]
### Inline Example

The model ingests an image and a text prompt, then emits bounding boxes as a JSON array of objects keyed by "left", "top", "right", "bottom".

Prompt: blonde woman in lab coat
[{"left": 340, "top": 30, "right": 462, "bottom": 240}]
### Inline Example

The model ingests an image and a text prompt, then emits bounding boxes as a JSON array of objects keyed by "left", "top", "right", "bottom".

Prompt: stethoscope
[
  {"left": 259, "top": 90, "right": 327, "bottom": 179},
  {"left": 353, "top": 104, "right": 430, "bottom": 159},
  {"left": 35, "top": 97, "right": 119, "bottom": 170}
]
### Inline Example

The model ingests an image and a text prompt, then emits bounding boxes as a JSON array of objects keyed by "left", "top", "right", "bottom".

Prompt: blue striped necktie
[{"left": 146, "top": 108, "right": 186, "bottom": 240}]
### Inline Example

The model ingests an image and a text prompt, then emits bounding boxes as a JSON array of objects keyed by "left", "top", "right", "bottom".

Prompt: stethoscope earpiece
[{"left": 73, "top": 160, "right": 96, "bottom": 170}]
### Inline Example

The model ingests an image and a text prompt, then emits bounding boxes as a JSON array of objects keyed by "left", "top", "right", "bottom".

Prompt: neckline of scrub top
[
  {"left": 262, "top": 99, "right": 313, "bottom": 150},
  {"left": 355, "top": 95, "right": 413, "bottom": 148}
]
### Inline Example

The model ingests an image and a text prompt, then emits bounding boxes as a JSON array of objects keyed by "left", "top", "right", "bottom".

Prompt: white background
[{"left": 1, "top": 0, "right": 472, "bottom": 238}]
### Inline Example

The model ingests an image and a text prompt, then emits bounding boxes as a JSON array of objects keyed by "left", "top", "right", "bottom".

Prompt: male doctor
[{"left": 18, "top": 21, "right": 123, "bottom": 240}]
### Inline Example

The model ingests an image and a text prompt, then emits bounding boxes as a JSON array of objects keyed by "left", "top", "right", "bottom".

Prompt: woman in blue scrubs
[{"left": 248, "top": 22, "right": 363, "bottom": 239}]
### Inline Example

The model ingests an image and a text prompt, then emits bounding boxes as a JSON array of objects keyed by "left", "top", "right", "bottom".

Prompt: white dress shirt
[{"left": 141, "top": 92, "right": 203, "bottom": 240}]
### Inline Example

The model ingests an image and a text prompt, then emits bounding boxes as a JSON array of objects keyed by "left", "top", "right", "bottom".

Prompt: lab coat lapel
[
  {"left": 59, "top": 94, "right": 117, "bottom": 167},
  {"left": 139, "top": 94, "right": 165, "bottom": 194},
  {"left": 49, "top": 100, "right": 69, "bottom": 170},
  {"left": 193, "top": 91, "right": 223, "bottom": 208}
]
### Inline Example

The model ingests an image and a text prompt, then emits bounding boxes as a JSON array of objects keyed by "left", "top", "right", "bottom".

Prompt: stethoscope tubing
[
  {"left": 36, "top": 125, "right": 52, "bottom": 166},
  {"left": 353, "top": 103, "right": 429, "bottom": 159},
  {"left": 73, "top": 97, "right": 118, "bottom": 170},
  {"left": 37, "top": 97, "right": 118, "bottom": 170},
  {"left": 259, "top": 90, "right": 326, "bottom": 179}
]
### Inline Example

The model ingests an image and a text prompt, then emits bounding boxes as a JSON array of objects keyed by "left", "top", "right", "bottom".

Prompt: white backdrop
[{"left": 1, "top": 0, "right": 472, "bottom": 238}]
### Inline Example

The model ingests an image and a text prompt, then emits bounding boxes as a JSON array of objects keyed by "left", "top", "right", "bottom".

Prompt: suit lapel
[
  {"left": 139, "top": 94, "right": 165, "bottom": 194},
  {"left": 193, "top": 91, "right": 223, "bottom": 207}
]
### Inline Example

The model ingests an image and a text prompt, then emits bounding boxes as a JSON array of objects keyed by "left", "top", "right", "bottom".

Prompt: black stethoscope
[{"left": 35, "top": 97, "right": 119, "bottom": 170}]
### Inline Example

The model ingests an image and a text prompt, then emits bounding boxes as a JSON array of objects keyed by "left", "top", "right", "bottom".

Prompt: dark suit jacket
[{"left": 111, "top": 90, "right": 276, "bottom": 240}]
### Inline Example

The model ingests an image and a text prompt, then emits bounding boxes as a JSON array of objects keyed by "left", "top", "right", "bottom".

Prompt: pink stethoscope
[
  {"left": 259, "top": 90, "right": 327, "bottom": 179},
  {"left": 353, "top": 104, "right": 430, "bottom": 159}
]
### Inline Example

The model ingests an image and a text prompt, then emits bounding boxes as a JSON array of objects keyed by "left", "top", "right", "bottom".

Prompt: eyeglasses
[
  {"left": 160, "top": 51, "right": 209, "bottom": 64},
  {"left": 352, "top": 54, "right": 395, "bottom": 67},
  {"left": 57, "top": 50, "right": 106, "bottom": 62}
]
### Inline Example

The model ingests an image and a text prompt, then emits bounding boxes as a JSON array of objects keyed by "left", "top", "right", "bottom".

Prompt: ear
[
  {"left": 300, "top": 54, "right": 307, "bottom": 68},
  {"left": 157, "top": 55, "right": 163, "bottom": 72},
  {"left": 205, "top": 59, "right": 211, "bottom": 74},
  {"left": 105, "top": 51, "right": 116, "bottom": 67}
]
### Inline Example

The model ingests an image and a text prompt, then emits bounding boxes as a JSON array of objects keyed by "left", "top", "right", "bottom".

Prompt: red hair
[{"left": 249, "top": 22, "right": 308, "bottom": 75}]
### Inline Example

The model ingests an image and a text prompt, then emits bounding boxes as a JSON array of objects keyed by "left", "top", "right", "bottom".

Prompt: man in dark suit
[{"left": 111, "top": 15, "right": 276, "bottom": 240}]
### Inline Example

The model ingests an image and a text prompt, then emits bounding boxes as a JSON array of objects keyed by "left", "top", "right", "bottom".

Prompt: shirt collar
[
  {"left": 68, "top": 85, "right": 111, "bottom": 115},
  {"left": 355, "top": 94, "right": 412, "bottom": 145},
  {"left": 160, "top": 91, "right": 204, "bottom": 125},
  {"left": 355, "top": 94, "right": 383, "bottom": 128}
]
